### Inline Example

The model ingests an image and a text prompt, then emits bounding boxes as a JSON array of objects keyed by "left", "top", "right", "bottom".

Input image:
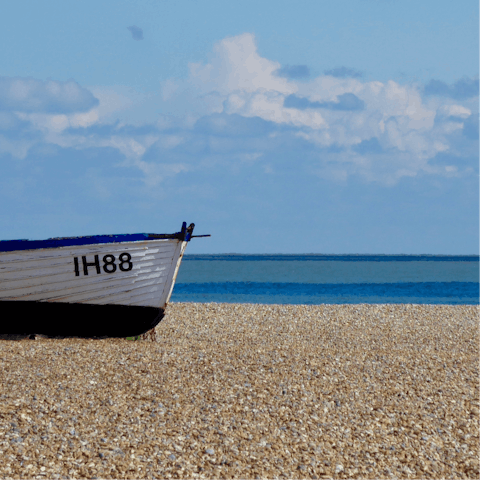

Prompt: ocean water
[{"left": 172, "top": 255, "right": 479, "bottom": 305}]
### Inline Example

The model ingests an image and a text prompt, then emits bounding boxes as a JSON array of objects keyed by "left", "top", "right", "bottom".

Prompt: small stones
[{"left": 0, "top": 303, "right": 477, "bottom": 479}]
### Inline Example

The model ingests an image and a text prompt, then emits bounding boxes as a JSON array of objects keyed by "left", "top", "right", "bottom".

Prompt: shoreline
[{"left": 0, "top": 303, "right": 478, "bottom": 478}]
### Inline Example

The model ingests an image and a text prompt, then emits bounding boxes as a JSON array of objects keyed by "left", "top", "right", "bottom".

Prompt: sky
[{"left": 0, "top": 0, "right": 478, "bottom": 254}]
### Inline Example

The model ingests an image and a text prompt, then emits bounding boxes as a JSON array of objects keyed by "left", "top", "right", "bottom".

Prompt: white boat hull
[{"left": 0, "top": 223, "right": 199, "bottom": 338}]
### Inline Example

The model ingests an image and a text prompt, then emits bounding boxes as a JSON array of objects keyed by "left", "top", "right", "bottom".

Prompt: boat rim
[{"left": 0, "top": 222, "right": 197, "bottom": 253}]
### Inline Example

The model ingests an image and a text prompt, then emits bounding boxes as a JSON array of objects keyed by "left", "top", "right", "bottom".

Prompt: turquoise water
[{"left": 172, "top": 255, "right": 479, "bottom": 305}]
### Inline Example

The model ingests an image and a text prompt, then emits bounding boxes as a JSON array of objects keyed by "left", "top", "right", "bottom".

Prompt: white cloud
[
  {"left": 224, "top": 91, "right": 327, "bottom": 128},
  {"left": 0, "top": 77, "right": 98, "bottom": 113},
  {"left": 162, "top": 32, "right": 475, "bottom": 183},
  {"left": 0, "top": 34, "right": 477, "bottom": 187},
  {"left": 188, "top": 33, "right": 295, "bottom": 95},
  {"left": 176, "top": 35, "right": 438, "bottom": 141},
  {"left": 438, "top": 104, "right": 471, "bottom": 119}
]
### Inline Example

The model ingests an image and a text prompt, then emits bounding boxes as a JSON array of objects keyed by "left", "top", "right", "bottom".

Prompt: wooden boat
[{"left": 0, "top": 222, "right": 208, "bottom": 338}]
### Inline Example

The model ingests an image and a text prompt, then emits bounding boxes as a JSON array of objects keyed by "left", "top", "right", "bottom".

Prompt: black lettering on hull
[{"left": 73, "top": 252, "right": 133, "bottom": 276}]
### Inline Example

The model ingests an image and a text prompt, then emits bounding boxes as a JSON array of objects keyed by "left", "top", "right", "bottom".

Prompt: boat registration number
[{"left": 73, "top": 253, "right": 133, "bottom": 276}]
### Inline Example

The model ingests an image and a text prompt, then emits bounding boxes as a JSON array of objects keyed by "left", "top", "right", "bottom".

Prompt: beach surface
[{"left": 0, "top": 303, "right": 478, "bottom": 479}]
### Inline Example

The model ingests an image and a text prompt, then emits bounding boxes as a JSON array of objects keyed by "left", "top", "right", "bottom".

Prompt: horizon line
[{"left": 184, "top": 253, "right": 480, "bottom": 257}]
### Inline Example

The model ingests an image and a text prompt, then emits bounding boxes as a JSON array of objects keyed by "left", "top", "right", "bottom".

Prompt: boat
[{"left": 0, "top": 222, "right": 208, "bottom": 338}]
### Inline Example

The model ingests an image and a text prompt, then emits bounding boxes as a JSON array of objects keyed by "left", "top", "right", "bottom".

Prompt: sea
[{"left": 171, "top": 254, "right": 479, "bottom": 305}]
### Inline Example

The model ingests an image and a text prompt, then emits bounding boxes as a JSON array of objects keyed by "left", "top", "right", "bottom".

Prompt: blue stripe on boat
[{"left": 0, "top": 233, "right": 181, "bottom": 253}]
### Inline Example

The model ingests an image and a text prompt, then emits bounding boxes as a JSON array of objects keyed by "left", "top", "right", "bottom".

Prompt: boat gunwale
[{"left": 0, "top": 228, "right": 191, "bottom": 253}]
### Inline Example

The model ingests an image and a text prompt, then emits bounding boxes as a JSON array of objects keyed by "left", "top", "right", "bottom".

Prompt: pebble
[{"left": 0, "top": 302, "right": 478, "bottom": 479}]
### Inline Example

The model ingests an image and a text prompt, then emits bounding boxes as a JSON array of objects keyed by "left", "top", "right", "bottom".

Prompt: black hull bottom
[{"left": 0, "top": 301, "right": 165, "bottom": 339}]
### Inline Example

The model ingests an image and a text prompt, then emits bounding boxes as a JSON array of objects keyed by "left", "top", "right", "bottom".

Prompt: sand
[{"left": 0, "top": 303, "right": 478, "bottom": 479}]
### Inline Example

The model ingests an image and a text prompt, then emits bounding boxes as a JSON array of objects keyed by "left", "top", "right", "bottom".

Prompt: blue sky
[{"left": 0, "top": 0, "right": 478, "bottom": 253}]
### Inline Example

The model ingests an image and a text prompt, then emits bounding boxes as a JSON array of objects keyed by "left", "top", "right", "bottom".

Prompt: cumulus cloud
[
  {"left": 275, "top": 65, "right": 310, "bottom": 79},
  {"left": 0, "top": 77, "right": 155, "bottom": 166},
  {"left": 0, "top": 33, "right": 477, "bottom": 187},
  {"left": 188, "top": 33, "right": 294, "bottom": 96},
  {"left": 0, "top": 77, "right": 98, "bottom": 114},
  {"left": 169, "top": 33, "right": 476, "bottom": 183},
  {"left": 324, "top": 66, "right": 363, "bottom": 78},
  {"left": 127, "top": 26, "right": 144, "bottom": 41}
]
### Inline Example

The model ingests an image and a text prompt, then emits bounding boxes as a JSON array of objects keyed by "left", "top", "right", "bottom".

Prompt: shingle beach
[{"left": 0, "top": 303, "right": 478, "bottom": 479}]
